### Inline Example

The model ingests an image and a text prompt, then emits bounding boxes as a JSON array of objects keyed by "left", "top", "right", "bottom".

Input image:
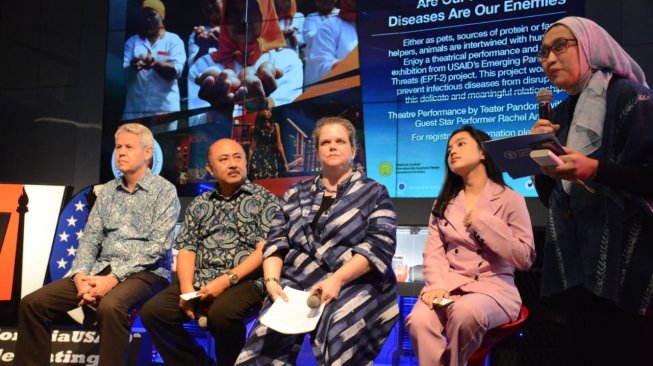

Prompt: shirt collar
[
  {"left": 117, "top": 169, "right": 155, "bottom": 193},
  {"left": 210, "top": 179, "right": 254, "bottom": 200},
  {"left": 312, "top": 170, "right": 362, "bottom": 193}
]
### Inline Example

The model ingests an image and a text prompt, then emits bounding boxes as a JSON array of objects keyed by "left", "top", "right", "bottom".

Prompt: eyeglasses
[{"left": 536, "top": 38, "right": 578, "bottom": 61}]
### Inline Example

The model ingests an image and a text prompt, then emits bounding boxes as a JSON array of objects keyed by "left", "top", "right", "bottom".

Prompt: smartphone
[
  {"left": 432, "top": 297, "right": 454, "bottom": 308},
  {"left": 530, "top": 149, "right": 563, "bottom": 167},
  {"left": 530, "top": 135, "right": 565, "bottom": 156}
]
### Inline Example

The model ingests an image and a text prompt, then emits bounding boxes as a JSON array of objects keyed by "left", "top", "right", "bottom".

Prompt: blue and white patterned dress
[{"left": 236, "top": 171, "right": 399, "bottom": 365}]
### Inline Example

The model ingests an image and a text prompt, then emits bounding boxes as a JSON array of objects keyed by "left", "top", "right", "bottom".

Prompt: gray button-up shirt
[{"left": 70, "top": 169, "right": 180, "bottom": 281}]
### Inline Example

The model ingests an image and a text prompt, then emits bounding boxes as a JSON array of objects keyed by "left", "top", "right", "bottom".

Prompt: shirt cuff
[
  {"left": 69, "top": 269, "right": 87, "bottom": 281},
  {"left": 109, "top": 273, "right": 121, "bottom": 282},
  {"left": 110, "top": 270, "right": 126, "bottom": 282}
]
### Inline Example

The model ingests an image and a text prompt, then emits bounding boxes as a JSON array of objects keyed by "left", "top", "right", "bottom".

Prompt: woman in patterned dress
[
  {"left": 236, "top": 116, "right": 399, "bottom": 365},
  {"left": 248, "top": 108, "right": 289, "bottom": 179}
]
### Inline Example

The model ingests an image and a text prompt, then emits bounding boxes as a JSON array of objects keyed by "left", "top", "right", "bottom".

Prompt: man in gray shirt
[{"left": 15, "top": 123, "right": 180, "bottom": 366}]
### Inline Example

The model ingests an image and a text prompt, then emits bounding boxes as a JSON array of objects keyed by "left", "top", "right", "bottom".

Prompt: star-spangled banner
[{"left": 48, "top": 185, "right": 97, "bottom": 282}]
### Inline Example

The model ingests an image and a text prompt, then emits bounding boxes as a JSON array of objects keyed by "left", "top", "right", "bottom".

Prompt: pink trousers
[{"left": 405, "top": 292, "right": 511, "bottom": 366}]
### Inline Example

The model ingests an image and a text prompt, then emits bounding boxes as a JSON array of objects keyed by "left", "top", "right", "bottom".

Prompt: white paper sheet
[
  {"left": 259, "top": 286, "right": 325, "bottom": 334},
  {"left": 179, "top": 291, "right": 201, "bottom": 301}
]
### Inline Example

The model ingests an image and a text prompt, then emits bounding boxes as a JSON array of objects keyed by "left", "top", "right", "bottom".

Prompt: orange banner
[{"left": 0, "top": 185, "right": 24, "bottom": 301}]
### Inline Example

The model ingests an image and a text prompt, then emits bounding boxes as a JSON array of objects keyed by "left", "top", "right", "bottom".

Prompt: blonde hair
[
  {"left": 312, "top": 116, "right": 357, "bottom": 149},
  {"left": 115, "top": 123, "right": 154, "bottom": 149}
]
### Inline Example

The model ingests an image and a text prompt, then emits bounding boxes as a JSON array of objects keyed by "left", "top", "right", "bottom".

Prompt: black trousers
[
  {"left": 551, "top": 287, "right": 653, "bottom": 366},
  {"left": 141, "top": 280, "right": 263, "bottom": 366},
  {"left": 15, "top": 270, "right": 168, "bottom": 366}
]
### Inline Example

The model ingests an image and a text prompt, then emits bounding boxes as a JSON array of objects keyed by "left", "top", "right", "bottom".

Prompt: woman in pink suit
[{"left": 406, "top": 125, "right": 536, "bottom": 365}]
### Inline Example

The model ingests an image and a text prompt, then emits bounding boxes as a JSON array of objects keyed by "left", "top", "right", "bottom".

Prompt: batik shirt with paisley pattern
[{"left": 174, "top": 180, "right": 279, "bottom": 294}]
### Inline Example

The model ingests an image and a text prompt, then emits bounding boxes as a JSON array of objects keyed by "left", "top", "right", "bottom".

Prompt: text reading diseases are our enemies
[{"left": 377, "top": 0, "right": 569, "bottom": 141}]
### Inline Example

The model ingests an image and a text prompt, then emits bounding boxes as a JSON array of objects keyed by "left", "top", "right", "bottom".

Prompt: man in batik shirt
[{"left": 142, "top": 138, "right": 279, "bottom": 366}]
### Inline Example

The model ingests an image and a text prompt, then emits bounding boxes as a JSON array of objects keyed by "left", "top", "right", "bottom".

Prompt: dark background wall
[
  {"left": 1, "top": 0, "right": 652, "bottom": 227},
  {"left": 0, "top": 0, "right": 107, "bottom": 192}
]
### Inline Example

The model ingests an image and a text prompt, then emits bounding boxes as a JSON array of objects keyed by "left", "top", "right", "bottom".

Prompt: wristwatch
[{"left": 226, "top": 270, "right": 239, "bottom": 285}]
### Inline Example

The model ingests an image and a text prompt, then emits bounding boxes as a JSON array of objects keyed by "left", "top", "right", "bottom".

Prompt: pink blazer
[{"left": 420, "top": 180, "right": 535, "bottom": 321}]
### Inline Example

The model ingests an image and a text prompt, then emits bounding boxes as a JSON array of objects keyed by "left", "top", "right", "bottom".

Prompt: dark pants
[
  {"left": 15, "top": 271, "right": 168, "bottom": 366},
  {"left": 141, "top": 281, "right": 263, "bottom": 366},
  {"left": 552, "top": 287, "right": 653, "bottom": 366}
]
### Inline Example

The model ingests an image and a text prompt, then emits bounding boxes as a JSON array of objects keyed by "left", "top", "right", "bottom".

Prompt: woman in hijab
[
  {"left": 189, "top": 0, "right": 303, "bottom": 112},
  {"left": 530, "top": 16, "right": 653, "bottom": 365}
]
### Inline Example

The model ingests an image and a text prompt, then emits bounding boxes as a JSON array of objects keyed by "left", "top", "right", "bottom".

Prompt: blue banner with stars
[{"left": 48, "top": 186, "right": 97, "bottom": 282}]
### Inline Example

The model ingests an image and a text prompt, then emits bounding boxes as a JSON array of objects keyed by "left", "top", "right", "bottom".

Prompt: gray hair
[{"left": 115, "top": 123, "right": 154, "bottom": 149}]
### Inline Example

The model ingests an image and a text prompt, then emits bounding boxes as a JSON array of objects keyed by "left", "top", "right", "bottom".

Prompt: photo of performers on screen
[{"left": 117, "top": 0, "right": 357, "bottom": 125}]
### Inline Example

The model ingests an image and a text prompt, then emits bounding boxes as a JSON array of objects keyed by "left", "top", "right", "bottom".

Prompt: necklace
[{"left": 324, "top": 186, "right": 336, "bottom": 193}]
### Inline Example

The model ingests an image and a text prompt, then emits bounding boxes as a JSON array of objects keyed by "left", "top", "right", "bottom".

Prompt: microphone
[
  {"left": 307, "top": 288, "right": 322, "bottom": 309},
  {"left": 194, "top": 307, "right": 208, "bottom": 328},
  {"left": 536, "top": 88, "right": 553, "bottom": 120},
  {"left": 197, "top": 315, "right": 208, "bottom": 328}
]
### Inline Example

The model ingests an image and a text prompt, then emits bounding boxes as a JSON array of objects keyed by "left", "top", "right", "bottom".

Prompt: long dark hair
[
  {"left": 254, "top": 109, "right": 273, "bottom": 131},
  {"left": 432, "top": 125, "right": 506, "bottom": 218}
]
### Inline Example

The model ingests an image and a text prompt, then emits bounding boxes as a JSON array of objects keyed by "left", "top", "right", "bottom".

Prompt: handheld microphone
[
  {"left": 194, "top": 307, "right": 208, "bottom": 328},
  {"left": 536, "top": 88, "right": 553, "bottom": 120},
  {"left": 197, "top": 315, "right": 208, "bottom": 328},
  {"left": 307, "top": 288, "right": 322, "bottom": 309}
]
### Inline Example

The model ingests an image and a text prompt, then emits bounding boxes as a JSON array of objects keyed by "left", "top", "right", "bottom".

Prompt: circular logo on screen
[
  {"left": 503, "top": 150, "right": 518, "bottom": 160},
  {"left": 111, "top": 139, "right": 163, "bottom": 178},
  {"left": 378, "top": 162, "right": 393, "bottom": 176},
  {"left": 398, "top": 182, "right": 407, "bottom": 191}
]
